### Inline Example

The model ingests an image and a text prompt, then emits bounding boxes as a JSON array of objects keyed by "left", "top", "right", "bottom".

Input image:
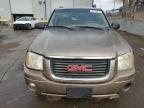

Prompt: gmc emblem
[{"left": 67, "top": 65, "right": 92, "bottom": 72}]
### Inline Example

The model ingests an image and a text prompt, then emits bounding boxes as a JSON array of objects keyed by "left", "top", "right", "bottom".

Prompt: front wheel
[
  {"left": 13, "top": 27, "right": 18, "bottom": 31},
  {"left": 26, "top": 24, "right": 32, "bottom": 30}
]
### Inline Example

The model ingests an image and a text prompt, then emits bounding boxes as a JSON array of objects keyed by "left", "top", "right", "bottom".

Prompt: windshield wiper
[
  {"left": 73, "top": 26, "right": 105, "bottom": 30},
  {"left": 46, "top": 26, "right": 74, "bottom": 30}
]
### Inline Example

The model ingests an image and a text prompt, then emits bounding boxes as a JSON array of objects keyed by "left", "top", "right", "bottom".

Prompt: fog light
[
  {"left": 29, "top": 83, "right": 36, "bottom": 88},
  {"left": 123, "top": 83, "right": 132, "bottom": 92}
]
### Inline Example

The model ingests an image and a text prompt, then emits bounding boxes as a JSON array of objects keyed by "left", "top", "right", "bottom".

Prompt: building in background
[
  {"left": 0, "top": 0, "right": 11, "bottom": 22},
  {"left": 0, "top": 0, "right": 93, "bottom": 22}
]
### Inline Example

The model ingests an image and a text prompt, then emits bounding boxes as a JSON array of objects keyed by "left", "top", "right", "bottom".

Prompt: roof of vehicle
[
  {"left": 20, "top": 16, "right": 32, "bottom": 18},
  {"left": 16, "top": 16, "right": 33, "bottom": 21},
  {"left": 54, "top": 7, "right": 103, "bottom": 11}
]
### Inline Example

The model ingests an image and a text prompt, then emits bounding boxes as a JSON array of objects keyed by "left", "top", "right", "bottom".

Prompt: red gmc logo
[{"left": 67, "top": 65, "right": 92, "bottom": 72}]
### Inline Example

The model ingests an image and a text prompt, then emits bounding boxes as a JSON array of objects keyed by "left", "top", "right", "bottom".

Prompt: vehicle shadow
[{"left": 31, "top": 95, "right": 121, "bottom": 108}]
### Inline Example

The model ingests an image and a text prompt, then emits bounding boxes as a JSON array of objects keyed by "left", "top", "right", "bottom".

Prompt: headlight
[
  {"left": 118, "top": 52, "right": 134, "bottom": 71},
  {"left": 25, "top": 52, "right": 43, "bottom": 70}
]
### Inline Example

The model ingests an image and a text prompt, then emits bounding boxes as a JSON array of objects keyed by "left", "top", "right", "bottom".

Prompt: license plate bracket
[{"left": 66, "top": 88, "right": 92, "bottom": 98}]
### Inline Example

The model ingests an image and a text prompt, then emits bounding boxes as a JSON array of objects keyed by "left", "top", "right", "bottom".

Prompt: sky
[{"left": 94, "top": 0, "right": 123, "bottom": 11}]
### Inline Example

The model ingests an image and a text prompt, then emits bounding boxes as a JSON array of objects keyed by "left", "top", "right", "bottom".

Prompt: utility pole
[
  {"left": 8, "top": 0, "right": 13, "bottom": 25},
  {"left": 43, "top": 0, "right": 47, "bottom": 20},
  {"left": 113, "top": 0, "right": 116, "bottom": 11},
  {"left": 8, "top": 0, "right": 12, "bottom": 14}
]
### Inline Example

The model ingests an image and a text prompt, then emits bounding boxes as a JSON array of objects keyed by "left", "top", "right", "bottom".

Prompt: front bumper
[
  {"left": 24, "top": 66, "right": 135, "bottom": 98},
  {"left": 13, "top": 24, "right": 27, "bottom": 29}
]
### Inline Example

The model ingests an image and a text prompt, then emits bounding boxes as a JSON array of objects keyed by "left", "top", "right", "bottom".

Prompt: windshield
[
  {"left": 48, "top": 9, "right": 110, "bottom": 29},
  {"left": 17, "top": 17, "right": 31, "bottom": 21}
]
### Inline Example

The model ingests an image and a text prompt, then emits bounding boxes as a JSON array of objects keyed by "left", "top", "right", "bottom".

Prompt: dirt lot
[{"left": 0, "top": 27, "right": 144, "bottom": 108}]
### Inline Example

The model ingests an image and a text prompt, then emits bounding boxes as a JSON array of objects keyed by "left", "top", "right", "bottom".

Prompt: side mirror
[{"left": 111, "top": 23, "right": 120, "bottom": 30}]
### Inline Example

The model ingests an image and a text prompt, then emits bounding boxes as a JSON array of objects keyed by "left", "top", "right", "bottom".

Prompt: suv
[{"left": 24, "top": 8, "right": 135, "bottom": 99}]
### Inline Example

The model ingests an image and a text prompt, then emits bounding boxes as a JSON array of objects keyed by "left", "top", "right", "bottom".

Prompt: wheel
[
  {"left": 26, "top": 24, "right": 32, "bottom": 30},
  {"left": 13, "top": 27, "right": 18, "bottom": 31}
]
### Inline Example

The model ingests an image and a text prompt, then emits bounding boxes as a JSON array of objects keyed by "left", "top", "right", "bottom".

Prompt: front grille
[
  {"left": 50, "top": 58, "right": 110, "bottom": 78},
  {"left": 14, "top": 24, "right": 26, "bottom": 27}
]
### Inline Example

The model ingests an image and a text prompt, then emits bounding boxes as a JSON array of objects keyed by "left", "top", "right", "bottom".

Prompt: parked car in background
[
  {"left": 13, "top": 16, "right": 38, "bottom": 30},
  {"left": 24, "top": 8, "right": 135, "bottom": 99}
]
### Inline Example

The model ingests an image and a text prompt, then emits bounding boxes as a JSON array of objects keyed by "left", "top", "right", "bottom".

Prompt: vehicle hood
[
  {"left": 29, "top": 29, "right": 132, "bottom": 58},
  {"left": 13, "top": 21, "right": 30, "bottom": 24}
]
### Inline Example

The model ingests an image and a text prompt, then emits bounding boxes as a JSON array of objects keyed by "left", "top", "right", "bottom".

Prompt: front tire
[
  {"left": 26, "top": 24, "right": 32, "bottom": 30},
  {"left": 13, "top": 27, "right": 18, "bottom": 31}
]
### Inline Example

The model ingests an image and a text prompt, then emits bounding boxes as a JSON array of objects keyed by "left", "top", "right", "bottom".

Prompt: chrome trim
[
  {"left": 41, "top": 93, "right": 119, "bottom": 99},
  {"left": 48, "top": 56, "right": 115, "bottom": 59},
  {"left": 46, "top": 58, "right": 116, "bottom": 83}
]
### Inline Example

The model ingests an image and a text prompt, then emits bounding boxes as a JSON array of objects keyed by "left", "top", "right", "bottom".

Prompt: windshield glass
[
  {"left": 48, "top": 9, "right": 110, "bottom": 28},
  {"left": 17, "top": 17, "right": 31, "bottom": 21}
]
